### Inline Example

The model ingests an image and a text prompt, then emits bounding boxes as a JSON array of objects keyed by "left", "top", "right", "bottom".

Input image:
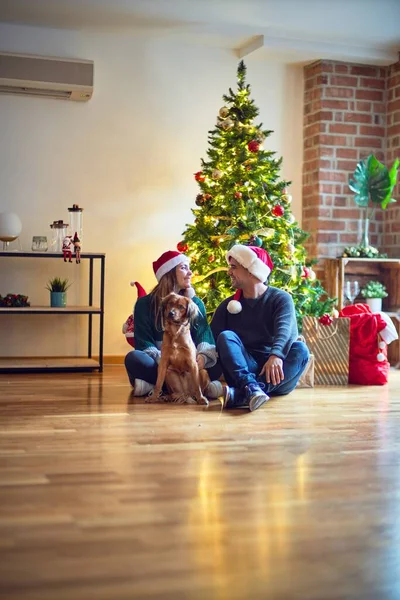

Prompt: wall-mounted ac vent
[{"left": 0, "top": 52, "right": 94, "bottom": 102}]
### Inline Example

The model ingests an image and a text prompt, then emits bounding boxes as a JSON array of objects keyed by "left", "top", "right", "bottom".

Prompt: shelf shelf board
[
  {"left": 0, "top": 251, "right": 105, "bottom": 258},
  {"left": 0, "top": 306, "right": 101, "bottom": 314},
  {"left": 0, "top": 357, "right": 101, "bottom": 371},
  {"left": 339, "top": 258, "right": 400, "bottom": 263}
]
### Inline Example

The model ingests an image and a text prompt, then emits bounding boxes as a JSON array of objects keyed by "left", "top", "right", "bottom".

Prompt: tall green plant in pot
[
  {"left": 46, "top": 277, "right": 71, "bottom": 307},
  {"left": 345, "top": 154, "right": 399, "bottom": 258}
]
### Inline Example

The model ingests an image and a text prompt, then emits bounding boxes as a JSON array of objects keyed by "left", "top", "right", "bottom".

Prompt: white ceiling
[{"left": 0, "top": 0, "right": 399, "bottom": 65}]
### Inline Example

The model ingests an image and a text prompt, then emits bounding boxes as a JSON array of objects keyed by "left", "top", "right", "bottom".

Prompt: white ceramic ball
[
  {"left": 377, "top": 353, "right": 385, "bottom": 362},
  {"left": 0, "top": 212, "right": 22, "bottom": 242}
]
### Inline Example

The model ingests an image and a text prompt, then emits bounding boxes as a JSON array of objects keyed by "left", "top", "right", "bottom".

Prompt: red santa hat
[
  {"left": 130, "top": 281, "right": 147, "bottom": 298},
  {"left": 152, "top": 250, "right": 195, "bottom": 298},
  {"left": 153, "top": 250, "right": 190, "bottom": 282},
  {"left": 226, "top": 245, "right": 274, "bottom": 314}
]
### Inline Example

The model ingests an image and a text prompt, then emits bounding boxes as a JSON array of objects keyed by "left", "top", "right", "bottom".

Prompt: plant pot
[
  {"left": 366, "top": 297, "right": 382, "bottom": 313},
  {"left": 50, "top": 292, "right": 67, "bottom": 307}
]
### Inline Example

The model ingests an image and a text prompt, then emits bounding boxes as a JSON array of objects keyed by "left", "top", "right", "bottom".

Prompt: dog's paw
[{"left": 197, "top": 395, "right": 209, "bottom": 406}]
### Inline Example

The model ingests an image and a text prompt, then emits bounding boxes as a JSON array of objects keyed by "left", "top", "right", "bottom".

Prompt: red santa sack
[{"left": 339, "top": 303, "right": 391, "bottom": 385}]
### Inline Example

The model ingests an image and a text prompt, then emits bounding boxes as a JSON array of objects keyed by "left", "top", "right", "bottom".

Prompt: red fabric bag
[{"left": 339, "top": 303, "right": 389, "bottom": 385}]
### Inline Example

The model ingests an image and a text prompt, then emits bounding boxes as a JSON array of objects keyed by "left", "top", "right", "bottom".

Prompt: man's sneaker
[
  {"left": 204, "top": 380, "right": 224, "bottom": 399},
  {"left": 222, "top": 385, "right": 248, "bottom": 409},
  {"left": 244, "top": 383, "right": 270, "bottom": 412},
  {"left": 133, "top": 378, "right": 154, "bottom": 397}
]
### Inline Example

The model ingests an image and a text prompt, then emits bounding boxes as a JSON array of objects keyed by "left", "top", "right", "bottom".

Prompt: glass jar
[
  {"left": 50, "top": 220, "right": 69, "bottom": 252},
  {"left": 68, "top": 204, "right": 83, "bottom": 246}
]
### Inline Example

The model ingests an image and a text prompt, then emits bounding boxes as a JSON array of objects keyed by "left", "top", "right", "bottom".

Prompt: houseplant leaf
[
  {"left": 349, "top": 154, "right": 393, "bottom": 208},
  {"left": 381, "top": 158, "right": 399, "bottom": 209},
  {"left": 367, "top": 155, "right": 391, "bottom": 205},
  {"left": 349, "top": 158, "right": 369, "bottom": 206}
]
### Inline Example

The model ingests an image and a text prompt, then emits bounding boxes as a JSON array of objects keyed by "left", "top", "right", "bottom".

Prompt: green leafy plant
[
  {"left": 349, "top": 154, "right": 399, "bottom": 213},
  {"left": 45, "top": 277, "right": 71, "bottom": 293},
  {"left": 361, "top": 281, "right": 388, "bottom": 299}
]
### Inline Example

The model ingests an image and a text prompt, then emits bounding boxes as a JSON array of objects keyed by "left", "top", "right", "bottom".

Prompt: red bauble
[
  {"left": 234, "top": 191, "right": 242, "bottom": 199},
  {"left": 302, "top": 266, "right": 312, "bottom": 279},
  {"left": 194, "top": 171, "right": 206, "bottom": 182},
  {"left": 272, "top": 204, "right": 285, "bottom": 217},
  {"left": 247, "top": 140, "right": 260, "bottom": 153},
  {"left": 177, "top": 241, "right": 188, "bottom": 253},
  {"left": 319, "top": 314, "right": 334, "bottom": 326},
  {"left": 208, "top": 255, "right": 215, "bottom": 263}
]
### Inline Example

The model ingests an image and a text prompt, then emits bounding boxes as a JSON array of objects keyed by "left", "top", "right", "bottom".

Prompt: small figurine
[
  {"left": 73, "top": 232, "right": 81, "bottom": 264},
  {"left": 62, "top": 235, "right": 73, "bottom": 263}
]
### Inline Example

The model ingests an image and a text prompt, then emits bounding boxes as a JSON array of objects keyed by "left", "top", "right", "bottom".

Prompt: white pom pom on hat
[{"left": 227, "top": 290, "right": 243, "bottom": 314}]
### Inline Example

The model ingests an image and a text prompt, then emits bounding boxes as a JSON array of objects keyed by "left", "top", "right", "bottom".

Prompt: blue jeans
[
  {"left": 216, "top": 330, "right": 309, "bottom": 397},
  {"left": 124, "top": 350, "right": 222, "bottom": 387}
]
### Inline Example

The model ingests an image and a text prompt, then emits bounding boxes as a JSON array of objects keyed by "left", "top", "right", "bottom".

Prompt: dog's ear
[{"left": 185, "top": 297, "right": 199, "bottom": 324}]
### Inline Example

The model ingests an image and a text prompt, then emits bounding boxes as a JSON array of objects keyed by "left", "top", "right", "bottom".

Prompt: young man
[{"left": 211, "top": 244, "right": 310, "bottom": 411}]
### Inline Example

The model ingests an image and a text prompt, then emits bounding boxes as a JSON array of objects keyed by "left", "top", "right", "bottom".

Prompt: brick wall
[
  {"left": 303, "top": 60, "right": 387, "bottom": 265},
  {"left": 385, "top": 59, "right": 400, "bottom": 256}
]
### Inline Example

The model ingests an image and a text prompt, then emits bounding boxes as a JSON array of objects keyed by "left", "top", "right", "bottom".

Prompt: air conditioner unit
[{"left": 0, "top": 52, "right": 94, "bottom": 102}]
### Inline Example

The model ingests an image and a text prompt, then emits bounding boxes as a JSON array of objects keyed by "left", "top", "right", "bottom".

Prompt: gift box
[{"left": 302, "top": 317, "right": 350, "bottom": 385}]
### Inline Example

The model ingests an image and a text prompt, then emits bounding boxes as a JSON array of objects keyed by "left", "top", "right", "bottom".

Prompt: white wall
[{"left": 0, "top": 22, "right": 303, "bottom": 357}]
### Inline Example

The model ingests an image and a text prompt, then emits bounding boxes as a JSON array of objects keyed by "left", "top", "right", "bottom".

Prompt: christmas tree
[{"left": 178, "top": 61, "right": 335, "bottom": 326}]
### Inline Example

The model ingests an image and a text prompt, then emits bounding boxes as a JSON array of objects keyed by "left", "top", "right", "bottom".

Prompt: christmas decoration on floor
[{"left": 180, "top": 60, "right": 335, "bottom": 324}]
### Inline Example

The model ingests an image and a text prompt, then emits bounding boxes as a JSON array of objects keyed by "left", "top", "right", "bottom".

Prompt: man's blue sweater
[{"left": 211, "top": 286, "right": 298, "bottom": 361}]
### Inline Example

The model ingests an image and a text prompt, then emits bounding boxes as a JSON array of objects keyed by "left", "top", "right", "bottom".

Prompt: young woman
[{"left": 125, "top": 250, "right": 222, "bottom": 398}]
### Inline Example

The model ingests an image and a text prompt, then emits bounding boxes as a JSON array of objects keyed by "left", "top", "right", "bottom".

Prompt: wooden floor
[{"left": 0, "top": 367, "right": 400, "bottom": 600}]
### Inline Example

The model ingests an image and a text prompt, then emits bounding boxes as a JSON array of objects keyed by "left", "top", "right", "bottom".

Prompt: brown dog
[{"left": 147, "top": 292, "right": 209, "bottom": 405}]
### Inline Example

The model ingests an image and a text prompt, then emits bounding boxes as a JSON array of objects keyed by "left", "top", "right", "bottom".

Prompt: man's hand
[
  {"left": 259, "top": 355, "right": 284, "bottom": 386},
  {"left": 196, "top": 354, "right": 205, "bottom": 370}
]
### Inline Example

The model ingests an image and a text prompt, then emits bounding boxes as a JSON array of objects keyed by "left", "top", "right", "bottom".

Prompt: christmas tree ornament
[
  {"left": 319, "top": 314, "right": 333, "bottom": 326},
  {"left": 272, "top": 205, "right": 285, "bottom": 217},
  {"left": 221, "top": 118, "right": 234, "bottom": 131},
  {"left": 302, "top": 267, "right": 312, "bottom": 279},
  {"left": 255, "top": 130, "right": 266, "bottom": 143},
  {"left": 212, "top": 168, "right": 223, "bottom": 180},
  {"left": 282, "top": 193, "right": 293, "bottom": 204},
  {"left": 194, "top": 171, "right": 206, "bottom": 182},
  {"left": 247, "top": 140, "right": 260, "bottom": 153},
  {"left": 177, "top": 241, "right": 188, "bottom": 253},
  {"left": 309, "top": 269, "right": 317, "bottom": 281},
  {"left": 234, "top": 191, "right": 242, "bottom": 199},
  {"left": 286, "top": 242, "right": 295, "bottom": 255},
  {"left": 195, "top": 194, "right": 205, "bottom": 206},
  {"left": 332, "top": 308, "right": 339, "bottom": 318},
  {"left": 208, "top": 254, "right": 215, "bottom": 263},
  {"left": 204, "top": 193, "right": 213, "bottom": 200},
  {"left": 287, "top": 213, "right": 296, "bottom": 224},
  {"left": 249, "top": 235, "right": 262, "bottom": 247},
  {"left": 219, "top": 106, "right": 230, "bottom": 119}
]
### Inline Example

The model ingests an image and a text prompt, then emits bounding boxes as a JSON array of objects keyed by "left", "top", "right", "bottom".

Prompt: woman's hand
[
  {"left": 259, "top": 355, "right": 284, "bottom": 386},
  {"left": 196, "top": 354, "right": 205, "bottom": 370}
]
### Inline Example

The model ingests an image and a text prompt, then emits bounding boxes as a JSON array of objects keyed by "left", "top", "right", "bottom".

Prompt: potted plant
[
  {"left": 45, "top": 277, "right": 71, "bottom": 307},
  {"left": 361, "top": 280, "right": 388, "bottom": 313},
  {"left": 344, "top": 154, "right": 399, "bottom": 258}
]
